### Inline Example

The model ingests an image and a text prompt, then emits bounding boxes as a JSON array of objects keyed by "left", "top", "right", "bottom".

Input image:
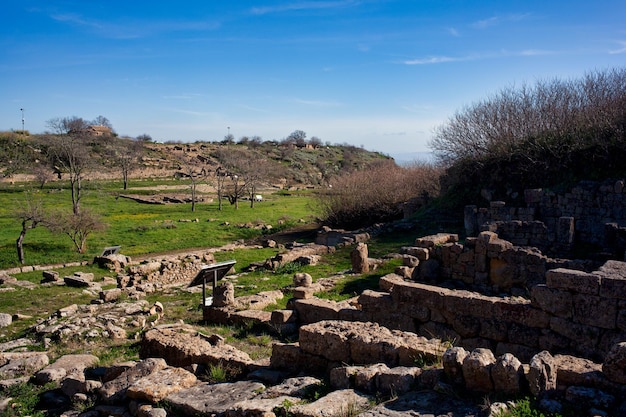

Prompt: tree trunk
[{"left": 16, "top": 228, "right": 26, "bottom": 264}]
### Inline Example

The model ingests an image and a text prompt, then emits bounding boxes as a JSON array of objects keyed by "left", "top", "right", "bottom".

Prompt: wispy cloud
[
  {"left": 471, "top": 13, "right": 530, "bottom": 29},
  {"left": 609, "top": 40, "right": 626, "bottom": 54},
  {"left": 50, "top": 12, "right": 219, "bottom": 39},
  {"left": 292, "top": 98, "right": 342, "bottom": 107},
  {"left": 402, "top": 55, "right": 470, "bottom": 65},
  {"left": 446, "top": 27, "right": 460, "bottom": 37},
  {"left": 402, "top": 49, "right": 556, "bottom": 65},
  {"left": 250, "top": 1, "right": 359, "bottom": 15}
]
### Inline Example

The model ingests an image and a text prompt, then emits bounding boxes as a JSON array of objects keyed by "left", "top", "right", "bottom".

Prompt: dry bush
[
  {"left": 430, "top": 68, "right": 626, "bottom": 166},
  {"left": 317, "top": 160, "right": 442, "bottom": 228}
]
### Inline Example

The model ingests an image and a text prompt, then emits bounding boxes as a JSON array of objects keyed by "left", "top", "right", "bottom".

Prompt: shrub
[{"left": 316, "top": 159, "right": 441, "bottom": 229}]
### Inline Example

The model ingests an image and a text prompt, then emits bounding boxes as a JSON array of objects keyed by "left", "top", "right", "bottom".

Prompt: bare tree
[
  {"left": 33, "top": 164, "right": 53, "bottom": 189},
  {"left": 15, "top": 194, "right": 45, "bottom": 264},
  {"left": 107, "top": 137, "right": 144, "bottom": 190},
  {"left": 46, "top": 134, "right": 92, "bottom": 214},
  {"left": 48, "top": 209, "right": 106, "bottom": 254},
  {"left": 46, "top": 116, "right": 89, "bottom": 135}
]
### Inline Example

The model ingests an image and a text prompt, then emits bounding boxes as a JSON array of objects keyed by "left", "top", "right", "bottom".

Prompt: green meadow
[{"left": 0, "top": 177, "right": 318, "bottom": 270}]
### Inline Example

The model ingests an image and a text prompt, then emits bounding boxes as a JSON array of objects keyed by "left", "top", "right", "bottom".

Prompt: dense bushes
[
  {"left": 430, "top": 68, "right": 626, "bottom": 201},
  {"left": 316, "top": 160, "right": 442, "bottom": 229}
]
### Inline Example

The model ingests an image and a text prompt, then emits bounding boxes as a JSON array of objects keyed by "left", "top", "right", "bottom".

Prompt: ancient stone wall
[
  {"left": 395, "top": 231, "right": 589, "bottom": 294},
  {"left": 354, "top": 260, "right": 626, "bottom": 363},
  {"left": 464, "top": 179, "right": 626, "bottom": 259}
]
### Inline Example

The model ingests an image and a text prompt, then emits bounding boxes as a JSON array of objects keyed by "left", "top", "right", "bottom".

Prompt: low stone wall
[
  {"left": 356, "top": 260, "right": 626, "bottom": 363},
  {"left": 464, "top": 179, "right": 626, "bottom": 258},
  {"left": 396, "top": 231, "right": 590, "bottom": 294}
]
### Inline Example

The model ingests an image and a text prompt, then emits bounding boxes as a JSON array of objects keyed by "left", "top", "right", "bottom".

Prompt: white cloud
[
  {"left": 402, "top": 56, "right": 467, "bottom": 65},
  {"left": 471, "top": 13, "right": 530, "bottom": 29},
  {"left": 250, "top": 1, "right": 359, "bottom": 15},
  {"left": 609, "top": 40, "right": 626, "bottom": 54}
]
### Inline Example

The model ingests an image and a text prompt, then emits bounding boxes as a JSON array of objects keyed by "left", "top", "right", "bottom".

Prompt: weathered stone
[
  {"left": 165, "top": 381, "right": 265, "bottom": 416},
  {"left": 289, "top": 389, "right": 373, "bottom": 417},
  {"left": 293, "top": 273, "right": 313, "bottom": 287},
  {"left": 572, "top": 294, "right": 617, "bottom": 329},
  {"left": 226, "top": 395, "right": 303, "bottom": 417},
  {"left": 351, "top": 242, "right": 370, "bottom": 273},
  {"left": 603, "top": 342, "right": 626, "bottom": 384},
  {"left": 415, "top": 233, "right": 458, "bottom": 248},
  {"left": 530, "top": 285, "right": 572, "bottom": 318},
  {"left": 491, "top": 353, "right": 523, "bottom": 395},
  {"left": 260, "top": 376, "right": 323, "bottom": 399},
  {"left": 64, "top": 275, "right": 92, "bottom": 288},
  {"left": 126, "top": 367, "right": 198, "bottom": 402},
  {"left": 0, "top": 352, "right": 49, "bottom": 379},
  {"left": 528, "top": 350, "right": 557, "bottom": 397},
  {"left": 35, "top": 354, "right": 99, "bottom": 384},
  {"left": 355, "top": 363, "right": 389, "bottom": 393},
  {"left": 100, "top": 288, "right": 123, "bottom": 303},
  {"left": 0, "top": 313, "right": 12, "bottom": 327},
  {"left": 462, "top": 348, "right": 496, "bottom": 393},
  {"left": 442, "top": 346, "right": 468, "bottom": 385},
  {"left": 98, "top": 358, "right": 168, "bottom": 403},
  {"left": 376, "top": 366, "right": 422, "bottom": 395},
  {"left": 360, "top": 390, "right": 480, "bottom": 417},
  {"left": 140, "top": 326, "right": 253, "bottom": 371},
  {"left": 293, "top": 286, "right": 317, "bottom": 299},
  {"left": 329, "top": 365, "right": 362, "bottom": 389},
  {"left": 546, "top": 268, "right": 600, "bottom": 295},
  {"left": 41, "top": 270, "right": 60, "bottom": 283}
]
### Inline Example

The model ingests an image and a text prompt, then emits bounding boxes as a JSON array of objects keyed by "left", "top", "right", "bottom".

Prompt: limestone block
[
  {"left": 289, "top": 389, "right": 373, "bottom": 417},
  {"left": 572, "top": 294, "right": 617, "bottom": 329},
  {"left": 126, "top": 367, "right": 198, "bottom": 402},
  {"left": 376, "top": 366, "right": 422, "bottom": 395},
  {"left": 329, "top": 366, "right": 361, "bottom": 389},
  {"left": 292, "top": 286, "right": 317, "bottom": 299},
  {"left": 165, "top": 381, "right": 265, "bottom": 416},
  {"left": 491, "top": 353, "right": 523, "bottom": 395},
  {"left": 98, "top": 358, "right": 168, "bottom": 403},
  {"left": 462, "top": 348, "right": 496, "bottom": 393},
  {"left": 100, "top": 288, "right": 122, "bottom": 303},
  {"left": 546, "top": 268, "right": 600, "bottom": 295},
  {"left": 293, "top": 272, "right": 313, "bottom": 287},
  {"left": 350, "top": 242, "right": 370, "bottom": 273},
  {"left": 442, "top": 346, "right": 468, "bottom": 385},
  {"left": 527, "top": 351, "right": 557, "bottom": 397},
  {"left": 35, "top": 354, "right": 99, "bottom": 384},
  {"left": 403, "top": 246, "right": 429, "bottom": 260},
  {"left": 213, "top": 282, "right": 235, "bottom": 307},
  {"left": 402, "top": 254, "right": 420, "bottom": 268},
  {"left": 0, "top": 352, "right": 49, "bottom": 380},
  {"left": 0, "top": 313, "right": 12, "bottom": 328},
  {"left": 259, "top": 376, "right": 323, "bottom": 399},
  {"left": 530, "top": 285, "right": 572, "bottom": 318},
  {"left": 603, "top": 342, "right": 626, "bottom": 384},
  {"left": 270, "top": 309, "right": 297, "bottom": 325},
  {"left": 355, "top": 363, "right": 389, "bottom": 393}
]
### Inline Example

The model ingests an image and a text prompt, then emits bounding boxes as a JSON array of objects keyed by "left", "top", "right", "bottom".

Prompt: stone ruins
[{"left": 1, "top": 178, "right": 626, "bottom": 416}]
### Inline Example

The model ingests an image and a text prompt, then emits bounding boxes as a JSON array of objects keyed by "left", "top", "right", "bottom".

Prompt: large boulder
[
  {"left": 35, "top": 354, "right": 99, "bottom": 384},
  {"left": 140, "top": 325, "right": 253, "bottom": 371},
  {"left": 126, "top": 367, "right": 198, "bottom": 402}
]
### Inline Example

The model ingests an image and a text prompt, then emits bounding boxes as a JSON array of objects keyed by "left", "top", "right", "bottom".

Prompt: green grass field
[{"left": 0, "top": 178, "right": 318, "bottom": 269}]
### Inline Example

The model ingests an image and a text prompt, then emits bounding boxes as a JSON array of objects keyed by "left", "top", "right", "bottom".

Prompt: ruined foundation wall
[
  {"left": 464, "top": 179, "right": 626, "bottom": 258},
  {"left": 357, "top": 263, "right": 626, "bottom": 363}
]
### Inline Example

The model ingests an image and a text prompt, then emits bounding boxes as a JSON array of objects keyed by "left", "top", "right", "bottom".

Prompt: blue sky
[{"left": 2, "top": 1, "right": 625, "bottom": 156}]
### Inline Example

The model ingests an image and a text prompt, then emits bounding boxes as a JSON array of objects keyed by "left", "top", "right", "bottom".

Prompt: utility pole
[{"left": 20, "top": 108, "right": 25, "bottom": 133}]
